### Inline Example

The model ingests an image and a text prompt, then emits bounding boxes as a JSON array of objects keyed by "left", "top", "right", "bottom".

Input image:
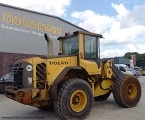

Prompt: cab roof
[{"left": 57, "top": 31, "right": 103, "bottom": 40}]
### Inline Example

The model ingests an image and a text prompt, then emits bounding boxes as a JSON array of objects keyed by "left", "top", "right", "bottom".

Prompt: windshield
[
  {"left": 62, "top": 36, "right": 78, "bottom": 55},
  {"left": 123, "top": 65, "right": 130, "bottom": 70},
  {"left": 1, "top": 72, "right": 14, "bottom": 81}
]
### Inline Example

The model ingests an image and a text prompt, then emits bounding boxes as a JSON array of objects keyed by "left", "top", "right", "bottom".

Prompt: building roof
[{"left": 0, "top": 3, "right": 89, "bottom": 32}]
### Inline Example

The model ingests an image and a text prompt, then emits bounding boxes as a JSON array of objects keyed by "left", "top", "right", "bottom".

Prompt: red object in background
[
  {"left": 111, "top": 58, "right": 114, "bottom": 62},
  {"left": 131, "top": 54, "right": 136, "bottom": 65}
]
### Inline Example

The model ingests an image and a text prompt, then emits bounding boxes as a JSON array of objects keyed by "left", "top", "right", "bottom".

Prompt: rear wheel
[
  {"left": 94, "top": 92, "right": 111, "bottom": 101},
  {"left": 0, "top": 90, "right": 4, "bottom": 94},
  {"left": 0, "top": 84, "right": 5, "bottom": 94},
  {"left": 54, "top": 78, "right": 93, "bottom": 120},
  {"left": 113, "top": 75, "right": 141, "bottom": 107}
]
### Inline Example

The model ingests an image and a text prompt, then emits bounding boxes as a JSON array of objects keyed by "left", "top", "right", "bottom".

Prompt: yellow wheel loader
[{"left": 5, "top": 31, "right": 141, "bottom": 120}]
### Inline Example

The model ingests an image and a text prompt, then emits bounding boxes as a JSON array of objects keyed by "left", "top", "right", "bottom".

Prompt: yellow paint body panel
[
  {"left": 85, "top": 60, "right": 99, "bottom": 74},
  {"left": 20, "top": 57, "right": 46, "bottom": 64},
  {"left": 46, "top": 56, "right": 77, "bottom": 83},
  {"left": 47, "top": 66, "right": 65, "bottom": 85},
  {"left": 19, "top": 56, "right": 79, "bottom": 87},
  {"left": 80, "top": 59, "right": 100, "bottom": 75},
  {"left": 100, "top": 60, "right": 113, "bottom": 78},
  {"left": 94, "top": 80, "right": 113, "bottom": 97}
]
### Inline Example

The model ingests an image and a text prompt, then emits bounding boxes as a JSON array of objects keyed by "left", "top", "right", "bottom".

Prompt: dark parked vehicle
[{"left": 0, "top": 72, "right": 14, "bottom": 93}]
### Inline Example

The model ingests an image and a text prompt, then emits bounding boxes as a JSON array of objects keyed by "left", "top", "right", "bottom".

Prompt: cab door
[{"left": 79, "top": 34, "right": 100, "bottom": 74}]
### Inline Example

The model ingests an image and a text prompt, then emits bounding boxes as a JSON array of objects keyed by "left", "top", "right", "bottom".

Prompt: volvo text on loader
[{"left": 5, "top": 31, "right": 141, "bottom": 120}]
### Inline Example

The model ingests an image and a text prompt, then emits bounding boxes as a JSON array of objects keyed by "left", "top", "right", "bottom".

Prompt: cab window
[
  {"left": 62, "top": 36, "right": 78, "bottom": 55},
  {"left": 84, "top": 35, "right": 97, "bottom": 59}
]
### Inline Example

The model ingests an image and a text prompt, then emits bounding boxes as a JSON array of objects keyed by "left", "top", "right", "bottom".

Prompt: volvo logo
[
  {"left": 49, "top": 61, "right": 69, "bottom": 65},
  {"left": 26, "top": 65, "right": 32, "bottom": 71}
]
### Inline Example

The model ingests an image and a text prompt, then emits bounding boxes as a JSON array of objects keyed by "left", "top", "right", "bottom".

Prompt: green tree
[{"left": 123, "top": 52, "right": 145, "bottom": 68}]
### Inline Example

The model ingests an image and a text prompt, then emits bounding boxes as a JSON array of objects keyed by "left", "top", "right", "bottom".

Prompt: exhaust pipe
[{"left": 44, "top": 33, "right": 53, "bottom": 57}]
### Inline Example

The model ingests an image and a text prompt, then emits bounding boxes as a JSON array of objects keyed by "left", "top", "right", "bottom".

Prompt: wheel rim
[
  {"left": 70, "top": 89, "right": 87, "bottom": 112},
  {"left": 126, "top": 84, "right": 137, "bottom": 99}
]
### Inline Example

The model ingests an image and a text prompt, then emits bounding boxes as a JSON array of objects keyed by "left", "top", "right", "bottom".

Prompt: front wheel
[
  {"left": 54, "top": 78, "right": 93, "bottom": 120},
  {"left": 113, "top": 75, "right": 141, "bottom": 107}
]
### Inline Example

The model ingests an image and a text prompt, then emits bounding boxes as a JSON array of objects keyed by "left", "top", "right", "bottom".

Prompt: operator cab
[{"left": 58, "top": 31, "right": 102, "bottom": 64}]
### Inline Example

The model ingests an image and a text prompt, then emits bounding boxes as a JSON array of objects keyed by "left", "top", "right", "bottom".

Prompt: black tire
[
  {"left": 0, "top": 84, "right": 5, "bottom": 94},
  {"left": 54, "top": 78, "right": 93, "bottom": 120},
  {"left": 94, "top": 92, "right": 111, "bottom": 101},
  {"left": 0, "top": 89, "right": 5, "bottom": 94},
  {"left": 113, "top": 75, "right": 141, "bottom": 107}
]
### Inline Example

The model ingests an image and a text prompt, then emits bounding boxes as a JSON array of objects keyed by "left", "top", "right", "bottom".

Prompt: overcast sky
[{"left": 0, "top": 0, "right": 145, "bottom": 58}]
